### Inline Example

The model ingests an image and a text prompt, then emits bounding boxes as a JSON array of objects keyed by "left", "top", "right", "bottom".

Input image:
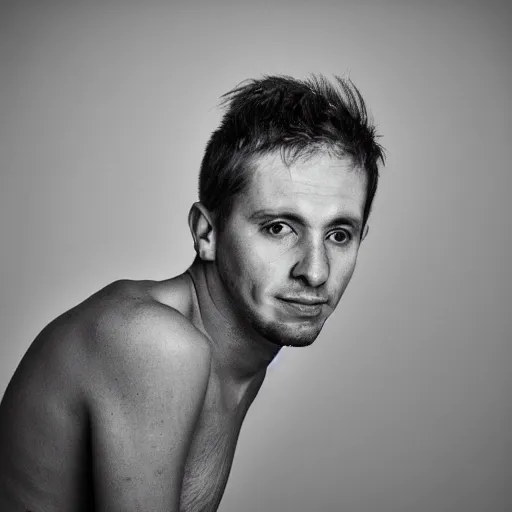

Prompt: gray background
[{"left": 1, "top": 1, "right": 511, "bottom": 511}]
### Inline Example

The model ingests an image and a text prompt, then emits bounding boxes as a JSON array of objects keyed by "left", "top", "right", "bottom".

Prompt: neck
[{"left": 185, "top": 259, "right": 281, "bottom": 384}]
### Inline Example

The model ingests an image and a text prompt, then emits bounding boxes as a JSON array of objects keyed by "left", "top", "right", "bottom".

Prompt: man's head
[
  {"left": 189, "top": 75, "right": 384, "bottom": 347},
  {"left": 198, "top": 75, "right": 384, "bottom": 231}
]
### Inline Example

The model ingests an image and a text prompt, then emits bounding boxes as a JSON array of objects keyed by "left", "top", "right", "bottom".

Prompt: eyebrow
[{"left": 248, "top": 209, "right": 363, "bottom": 232}]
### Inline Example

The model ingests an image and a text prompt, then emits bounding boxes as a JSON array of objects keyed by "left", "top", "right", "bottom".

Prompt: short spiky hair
[{"left": 199, "top": 74, "right": 385, "bottom": 228}]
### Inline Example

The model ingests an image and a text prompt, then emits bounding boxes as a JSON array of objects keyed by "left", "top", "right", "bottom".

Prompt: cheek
[
  {"left": 234, "top": 231, "right": 293, "bottom": 273},
  {"left": 218, "top": 234, "right": 271, "bottom": 295},
  {"left": 250, "top": 236, "right": 299, "bottom": 275},
  {"left": 218, "top": 229, "right": 251, "bottom": 272},
  {"left": 329, "top": 250, "right": 359, "bottom": 289},
  {"left": 240, "top": 247, "right": 288, "bottom": 302}
]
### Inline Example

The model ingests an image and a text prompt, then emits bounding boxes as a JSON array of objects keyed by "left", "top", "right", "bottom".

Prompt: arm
[{"left": 86, "top": 304, "right": 211, "bottom": 512}]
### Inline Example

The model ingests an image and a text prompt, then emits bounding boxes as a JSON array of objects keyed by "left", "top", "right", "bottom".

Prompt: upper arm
[{"left": 86, "top": 303, "right": 211, "bottom": 512}]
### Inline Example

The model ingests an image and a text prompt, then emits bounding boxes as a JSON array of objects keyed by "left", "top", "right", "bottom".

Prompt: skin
[
  {"left": 191, "top": 151, "right": 368, "bottom": 353},
  {"left": 0, "top": 151, "right": 368, "bottom": 512}
]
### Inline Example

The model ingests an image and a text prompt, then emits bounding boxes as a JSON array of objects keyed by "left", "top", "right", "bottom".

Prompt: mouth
[{"left": 277, "top": 297, "right": 327, "bottom": 317}]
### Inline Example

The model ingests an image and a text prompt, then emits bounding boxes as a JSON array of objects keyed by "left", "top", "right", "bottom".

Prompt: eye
[
  {"left": 328, "top": 229, "right": 351, "bottom": 244},
  {"left": 264, "top": 222, "right": 293, "bottom": 237}
]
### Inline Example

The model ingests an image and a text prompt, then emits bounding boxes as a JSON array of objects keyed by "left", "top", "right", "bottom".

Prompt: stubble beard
[
  {"left": 216, "top": 258, "right": 326, "bottom": 348},
  {"left": 257, "top": 320, "right": 323, "bottom": 347},
  {"left": 234, "top": 295, "right": 326, "bottom": 348}
]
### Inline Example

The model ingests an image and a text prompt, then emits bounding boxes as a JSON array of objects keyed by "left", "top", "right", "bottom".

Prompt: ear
[
  {"left": 188, "top": 202, "right": 216, "bottom": 261},
  {"left": 361, "top": 224, "right": 369, "bottom": 241}
]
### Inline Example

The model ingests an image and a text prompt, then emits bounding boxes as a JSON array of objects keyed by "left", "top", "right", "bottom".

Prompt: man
[{"left": 0, "top": 75, "right": 384, "bottom": 511}]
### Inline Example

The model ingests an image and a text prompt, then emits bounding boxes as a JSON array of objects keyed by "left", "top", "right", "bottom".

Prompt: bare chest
[
  {"left": 179, "top": 380, "right": 255, "bottom": 512},
  {"left": 180, "top": 416, "right": 241, "bottom": 512}
]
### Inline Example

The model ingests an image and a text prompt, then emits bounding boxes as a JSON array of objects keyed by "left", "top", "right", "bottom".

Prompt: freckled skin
[{"left": 0, "top": 151, "right": 368, "bottom": 512}]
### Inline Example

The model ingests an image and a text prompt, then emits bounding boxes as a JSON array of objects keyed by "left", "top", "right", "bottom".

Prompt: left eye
[{"left": 328, "top": 230, "right": 350, "bottom": 244}]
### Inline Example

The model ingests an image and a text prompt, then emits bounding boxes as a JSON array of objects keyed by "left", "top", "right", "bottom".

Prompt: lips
[
  {"left": 278, "top": 297, "right": 327, "bottom": 317},
  {"left": 279, "top": 296, "right": 328, "bottom": 305}
]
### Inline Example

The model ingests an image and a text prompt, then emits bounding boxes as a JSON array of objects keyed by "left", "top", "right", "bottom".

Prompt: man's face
[{"left": 214, "top": 151, "right": 368, "bottom": 347}]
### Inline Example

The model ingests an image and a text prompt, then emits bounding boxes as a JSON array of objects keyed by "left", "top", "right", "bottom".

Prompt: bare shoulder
[
  {"left": 81, "top": 279, "right": 212, "bottom": 398},
  {"left": 1, "top": 277, "right": 212, "bottom": 414},
  {"left": 80, "top": 279, "right": 212, "bottom": 510},
  {"left": 0, "top": 279, "right": 212, "bottom": 511}
]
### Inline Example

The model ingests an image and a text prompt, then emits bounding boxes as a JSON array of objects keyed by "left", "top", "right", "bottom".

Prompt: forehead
[{"left": 237, "top": 152, "right": 367, "bottom": 222}]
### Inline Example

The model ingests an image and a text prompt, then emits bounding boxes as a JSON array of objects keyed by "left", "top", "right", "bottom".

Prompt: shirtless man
[{"left": 0, "top": 75, "right": 385, "bottom": 511}]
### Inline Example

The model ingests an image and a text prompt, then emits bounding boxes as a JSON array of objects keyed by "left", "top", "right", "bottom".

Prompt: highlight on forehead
[
  {"left": 244, "top": 148, "right": 366, "bottom": 190},
  {"left": 238, "top": 151, "right": 368, "bottom": 228}
]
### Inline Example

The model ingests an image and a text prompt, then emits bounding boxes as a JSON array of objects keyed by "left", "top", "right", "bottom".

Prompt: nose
[{"left": 291, "top": 238, "right": 330, "bottom": 287}]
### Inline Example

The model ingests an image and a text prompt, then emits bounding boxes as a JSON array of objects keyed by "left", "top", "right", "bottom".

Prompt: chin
[{"left": 255, "top": 317, "right": 325, "bottom": 348}]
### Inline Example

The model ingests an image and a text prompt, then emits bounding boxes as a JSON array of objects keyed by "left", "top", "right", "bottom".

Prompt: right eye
[{"left": 264, "top": 222, "right": 293, "bottom": 237}]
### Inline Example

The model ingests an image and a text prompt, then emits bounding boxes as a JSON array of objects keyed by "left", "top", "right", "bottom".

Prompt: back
[{"left": 0, "top": 279, "right": 212, "bottom": 511}]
